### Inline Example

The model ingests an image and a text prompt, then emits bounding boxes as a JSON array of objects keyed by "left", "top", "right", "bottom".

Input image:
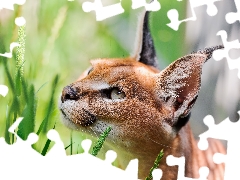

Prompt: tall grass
[
  {"left": 1, "top": 3, "right": 64, "bottom": 154},
  {"left": 145, "top": 150, "right": 164, "bottom": 180},
  {"left": 2, "top": 21, "right": 60, "bottom": 154},
  {"left": 91, "top": 127, "right": 112, "bottom": 156}
]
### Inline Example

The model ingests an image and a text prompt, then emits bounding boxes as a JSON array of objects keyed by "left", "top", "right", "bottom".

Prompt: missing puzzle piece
[
  {"left": 0, "top": 42, "right": 20, "bottom": 58},
  {"left": 0, "top": 17, "right": 25, "bottom": 59},
  {"left": 132, "top": 0, "right": 161, "bottom": 11},
  {"left": 167, "top": 0, "right": 221, "bottom": 31},
  {"left": 0, "top": 85, "right": 8, "bottom": 97},
  {"left": 0, "top": 0, "right": 26, "bottom": 10},
  {"left": 82, "top": 0, "right": 124, "bottom": 21},
  {"left": 198, "top": 112, "right": 240, "bottom": 179},
  {"left": 225, "top": 0, "right": 240, "bottom": 24},
  {"left": 166, "top": 155, "right": 209, "bottom": 180},
  {"left": 212, "top": 30, "right": 240, "bottom": 78},
  {"left": 45, "top": 129, "right": 66, "bottom": 157},
  {"left": 0, "top": 118, "right": 140, "bottom": 180}
]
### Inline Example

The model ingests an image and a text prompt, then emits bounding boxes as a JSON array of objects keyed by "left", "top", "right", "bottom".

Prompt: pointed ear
[
  {"left": 133, "top": 11, "right": 158, "bottom": 68},
  {"left": 155, "top": 46, "right": 223, "bottom": 129}
]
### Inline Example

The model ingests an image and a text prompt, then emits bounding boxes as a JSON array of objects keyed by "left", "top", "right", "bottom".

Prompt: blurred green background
[{"left": 0, "top": 0, "right": 188, "bottom": 155}]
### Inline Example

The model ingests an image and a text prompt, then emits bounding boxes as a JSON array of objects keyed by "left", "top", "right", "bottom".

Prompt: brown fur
[{"left": 59, "top": 11, "right": 225, "bottom": 180}]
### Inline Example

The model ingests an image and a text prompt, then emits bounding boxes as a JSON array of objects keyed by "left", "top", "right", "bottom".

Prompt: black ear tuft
[
  {"left": 193, "top": 45, "right": 224, "bottom": 60},
  {"left": 139, "top": 11, "right": 158, "bottom": 68}
]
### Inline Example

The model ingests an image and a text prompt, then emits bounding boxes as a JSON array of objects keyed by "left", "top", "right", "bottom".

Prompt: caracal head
[{"left": 59, "top": 11, "right": 223, "bottom": 175}]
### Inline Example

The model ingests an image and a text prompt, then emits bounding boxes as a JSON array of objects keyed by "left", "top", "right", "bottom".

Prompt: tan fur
[
  {"left": 59, "top": 11, "right": 225, "bottom": 180},
  {"left": 59, "top": 57, "right": 225, "bottom": 179}
]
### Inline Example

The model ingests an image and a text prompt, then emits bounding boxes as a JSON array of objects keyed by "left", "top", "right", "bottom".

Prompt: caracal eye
[{"left": 110, "top": 88, "right": 126, "bottom": 100}]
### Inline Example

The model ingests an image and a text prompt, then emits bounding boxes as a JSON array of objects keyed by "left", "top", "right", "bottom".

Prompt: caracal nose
[{"left": 61, "top": 85, "right": 79, "bottom": 102}]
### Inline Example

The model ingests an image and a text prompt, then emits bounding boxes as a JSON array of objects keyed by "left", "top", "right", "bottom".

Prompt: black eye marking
[
  {"left": 101, "top": 87, "right": 126, "bottom": 100},
  {"left": 81, "top": 108, "right": 97, "bottom": 126}
]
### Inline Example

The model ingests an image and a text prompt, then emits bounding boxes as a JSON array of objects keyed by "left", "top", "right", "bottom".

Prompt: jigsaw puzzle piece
[
  {"left": 0, "top": 42, "right": 20, "bottom": 58},
  {"left": 131, "top": 0, "right": 161, "bottom": 11},
  {"left": 124, "top": 158, "right": 139, "bottom": 178},
  {"left": 0, "top": 17, "right": 25, "bottom": 59},
  {"left": 198, "top": 112, "right": 240, "bottom": 179},
  {"left": 46, "top": 129, "right": 66, "bottom": 157},
  {"left": 167, "top": 9, "right": 183, "bottom": 31},
  {"left": 104, "top": 150, "right": 117, "bottom": 164},
  {"left": 213, "top": 153, "right": 226, "bottom": 164},
  {"left": 0, "top": 15, "right": 25, "bottom": 59},
  {"left": 213, "top": 30, "right": 240, "bottom": 61},
  {"left": 82, "top": 0, "right": 124, "bottom": 21},
  {"left": 8, "top": 117, "right": 23, "bottom": 134},
  {"left": 197, "top": 115, "right": 217, "bottom": 150},
  {"left": 0, "top": 0, "right": 26, "bottom": 10},
  {"left": 0, "top": 85, "right": 9, "bottom": 97},
  {"left": 193, "top": 0, "right": 220, "bottom": 16},
  {"left": 15, "top": 16, "right": 26, "bottom": 26},
  {"left": 212, "top": 30, "right": 240, "bottom": 78},
  {"left": 199, "top": 114, "right": 240, "bottom": 142},
  {"left": 167, "top": 0, "right": 221, "bottom": 31},
  {"left": 81, "top": 139, "right": 92, "bottom": 153},
  {"left": 25, "top": 133, "right": 39, "bottom": 145},
  {"left": 225, "top": 0, "right": 240, "bottom": 24},
  {"left": 166, "top": 155, "right": 209, "bottom": 179},
  {"left": 152, "top": 168, "right": 163, "bottom": 180},
  {"left": 213, "top": 151, "right": 240, "bottom": 179},
  {"left": 8, "top": 117, "right": 38, "bottom": 147}
]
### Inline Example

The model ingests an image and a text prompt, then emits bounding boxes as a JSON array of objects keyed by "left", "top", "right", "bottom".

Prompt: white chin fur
[
  {"left": 58, "top": 97, "right": 80, "bottom": 131},
  {"left": 60, "top": 112, "right": 80, "bottom": 131}
]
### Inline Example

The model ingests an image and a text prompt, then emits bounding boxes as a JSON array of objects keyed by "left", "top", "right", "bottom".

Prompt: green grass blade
[
  {"left": 4, "top": 96, "right": 20, "bottom": 144},
  {"left": 2, "top": 57, "right": 22, "bottom": 144},
  {"left": 76, "top": 144, "right": 79, "bottom": 154},
  {"left": 17, "top": 84, "right": 36, "bottom": 140},
  {"left": 36, "top": 74, "right": 59, "bottom": 135},
  {"left": 15, "top": 61, "right": 26, "bottom": 97},
  {"left": 41, "top": 123, "right": 56, "bottom": 156},
  {"left": 20, "top": 77, "right": 29, "bottom": 103},
  {"left": 36, "top": 82, "right": 48, "bottom": 93},
  {"left": 64, "top": 142, "right": 75, "bottom": 150},
  {"left": 41, "top": 138, "right": 51, "bottom": 156},
  {"left": 145, "top": 149, "right": 164, "bottom": 180},
  {"left": 15, "top": 67, "right": 22, "bottom": 96},
  {"left": 36, "top": 118, "right": 45, "bottom": 135},
  {"left": 16, "top": 25, "right": 26, "bottom": 79},
  {"left": 2, "top": 58, "right": 15, "bottom": 94},
  {"left": 70, "top": 131, "right": 73, "bottom": 155},
  {"left": 91, "top": 126, "right": 111, "bottom": 156},
  {"left": 15, "top": 24, "right": 26, "bottom": 96},
  {"left": 64, "top": 131, "right": 74, "bottom": 154},
  {"left": 4, "top": 105, "right": 11, "bottom": 144}
]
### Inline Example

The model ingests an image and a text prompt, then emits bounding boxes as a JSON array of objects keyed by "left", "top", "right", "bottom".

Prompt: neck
[{"left": 114, "top": 123, "right": 197, "bottom": 179}]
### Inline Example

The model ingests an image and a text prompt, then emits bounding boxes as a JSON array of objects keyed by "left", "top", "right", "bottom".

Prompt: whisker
[
  {"left": 89, "top": 126, "right": 99, "bottom": 139},
  {"left": 145, "top": 136, "right": 172, "bottom": 149}
]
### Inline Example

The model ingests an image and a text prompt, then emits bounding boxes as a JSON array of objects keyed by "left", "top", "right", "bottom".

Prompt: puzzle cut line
[
  {"left": 225, "top": 0, "right": 240, "bottom": 24},
  {"left": 167, "top": 155, "right": 209, "bottom": 180},
  {"left": 212, "top": 30, "right": 240, "bottom": 79},
  {"left": 0, "top": 85, "right": 9, "bottom": 97},
  {"left": 0, "top": 117, "right": 139, "bottom": 180},
  {"left": 167, "top": 0, "right": 221, "bottom": 31},
  {"left": 198, "top": 111, "right": 240, "bottom": 180},
  {"left": 82, "top": 0, "right": 160, "bottom": 21},
  {"left": 0, "top": 0, "right": 26, "bottom": 10}
]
